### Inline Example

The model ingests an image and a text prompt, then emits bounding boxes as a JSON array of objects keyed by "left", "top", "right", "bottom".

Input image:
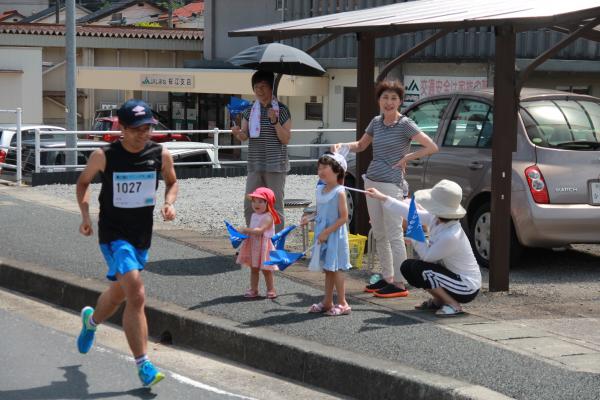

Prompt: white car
[{"left": 161, "top": 140, "right": 215, "bottom": 166}]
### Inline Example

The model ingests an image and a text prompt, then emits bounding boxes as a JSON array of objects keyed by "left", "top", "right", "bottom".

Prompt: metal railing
[
  {"left": 0, "top": 108, "right": 22, "bottom": 185},
  {"left": 32, "top": 128, "right": 356, "bottom": 173}
]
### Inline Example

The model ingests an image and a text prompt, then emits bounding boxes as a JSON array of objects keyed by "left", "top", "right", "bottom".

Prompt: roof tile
[{"left": 0, "top": 23, "right": 202, "bottom": 40}]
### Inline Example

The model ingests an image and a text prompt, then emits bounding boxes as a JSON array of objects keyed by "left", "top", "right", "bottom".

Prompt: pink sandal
[
  {"left": 325, "top": 304, "right": 352, "bottom": 316},
  {"left": 308, "top": 302, "right": 326, "bottom": 313},
  {"left": 244, "top": 289, "right": 259, "bottom": 298},
  {"left": 266, "top": 290, "right": 278, "bottom": 299}
]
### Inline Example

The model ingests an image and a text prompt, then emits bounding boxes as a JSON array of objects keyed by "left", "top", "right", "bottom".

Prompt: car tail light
[
  {"left": 0, "top": 149, "right": 6, "bottom": 164},
  {"left": 525, "top": 165, "right": 549, "bottom": 204},
  {"left": 102, "top": 134, "right": 113, "bottom": 142}
]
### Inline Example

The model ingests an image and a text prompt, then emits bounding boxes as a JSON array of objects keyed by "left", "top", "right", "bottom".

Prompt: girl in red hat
[{"left": 236, "top": 187, "right": 281, "bottom": 299}]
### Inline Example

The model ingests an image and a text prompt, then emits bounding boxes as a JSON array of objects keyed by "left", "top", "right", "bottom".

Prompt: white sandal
[{"left": 435, "top": 304, "right": 465, "bottom": 317}]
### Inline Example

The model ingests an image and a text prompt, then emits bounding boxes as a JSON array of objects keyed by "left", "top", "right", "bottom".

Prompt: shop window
[
  {"left": 305, "top": 102, "right": 323, "bottom": 121},
  {"left": 343, "top": 87, "right": 357, "bottom": 122}
]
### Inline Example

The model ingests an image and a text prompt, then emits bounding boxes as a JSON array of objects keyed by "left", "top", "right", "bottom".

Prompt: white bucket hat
[{"left": 413, "top": 179, "right": 466, "bottom": 219}]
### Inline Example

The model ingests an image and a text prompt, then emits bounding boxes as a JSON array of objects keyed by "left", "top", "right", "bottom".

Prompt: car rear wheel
[{"left": 469, "top": 202, "right": 523, "bottom": 268}]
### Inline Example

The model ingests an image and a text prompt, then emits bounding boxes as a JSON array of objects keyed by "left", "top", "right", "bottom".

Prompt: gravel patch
[{"left": 33, "top": 175, "right": 320, "bottom": 247}]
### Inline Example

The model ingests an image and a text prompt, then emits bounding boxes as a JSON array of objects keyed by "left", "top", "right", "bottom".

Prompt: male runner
[{"left": 76, "top": 99, "right": 178, "bottom": 387}]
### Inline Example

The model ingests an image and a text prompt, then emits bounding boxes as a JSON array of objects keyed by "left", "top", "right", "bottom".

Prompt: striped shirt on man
[{"left": 242, "top": 102, "right": 291, "bottom": 173}]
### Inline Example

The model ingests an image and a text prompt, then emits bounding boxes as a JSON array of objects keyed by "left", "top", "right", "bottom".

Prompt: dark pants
[{"left": 400, "top": 259, "right": 479, "bottom": 304}]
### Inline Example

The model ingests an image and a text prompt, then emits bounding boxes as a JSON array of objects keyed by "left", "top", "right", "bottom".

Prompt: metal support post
[
  {"left": 16, "top": 108, "right": 22, "bottom": 186},
  {"left": 35, "top": 129, "right": 41, "bottom": 173},
  {"left": 213, "top": 127, "right": 221, "bottom": 168},
  {"left": 489, "top": 25, "right": 518, "bottom": 292},
  {"left": 356, "top": 32, "right": 376, "bottom": 236},
  {"left": 65, "top": 0, "right": 77, "bottom": 168}
]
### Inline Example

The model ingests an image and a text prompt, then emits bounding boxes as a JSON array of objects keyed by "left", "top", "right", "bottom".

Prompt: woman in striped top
[
  {"left": 232, "top": 70, "right": 292, "bottom": 233},
  {"left": 332, "top": 80, "right": 438, "bottom": 298}
]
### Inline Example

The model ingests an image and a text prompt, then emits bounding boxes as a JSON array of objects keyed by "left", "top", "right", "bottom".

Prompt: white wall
[{"left": 0, "top": 47, "right": 42, "bottom": 124}]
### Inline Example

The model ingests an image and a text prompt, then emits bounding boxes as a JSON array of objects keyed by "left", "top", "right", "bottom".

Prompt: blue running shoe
[
  {"left": 77, "top": 306, "right": 96, "bottom": 354},
  {"left": 138, "top": 360, "right": 165, "bottom": 387}
]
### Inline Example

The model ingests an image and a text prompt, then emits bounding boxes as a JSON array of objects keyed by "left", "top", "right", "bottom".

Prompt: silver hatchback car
[{"left": 402, "top": 88, "right": 600, "bottom": 267}]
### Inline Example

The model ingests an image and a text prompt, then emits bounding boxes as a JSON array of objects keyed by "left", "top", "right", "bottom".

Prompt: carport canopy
[{"left": 229, "top": 0, "right": 600, "bottom": 291}]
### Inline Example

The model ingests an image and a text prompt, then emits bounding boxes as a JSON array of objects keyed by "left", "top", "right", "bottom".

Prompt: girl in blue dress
[{"left": 302, "top": 152, "right": 352, "bottom": 316}]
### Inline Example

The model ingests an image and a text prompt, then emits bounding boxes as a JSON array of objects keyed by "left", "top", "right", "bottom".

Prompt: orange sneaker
[
  {"left": 373, "top": 284, "right": 409, "bottom": 298},
  {"left": 364, "top": 279, "right": 387, "bottom": 293}
]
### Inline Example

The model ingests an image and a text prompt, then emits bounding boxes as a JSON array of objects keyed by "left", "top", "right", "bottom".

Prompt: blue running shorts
[{"left": 100, "top": 240, "right": 149, "bottom": 281}]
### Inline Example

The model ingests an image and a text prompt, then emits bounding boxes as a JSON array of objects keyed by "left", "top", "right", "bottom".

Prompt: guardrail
[
  {"left": 31, "top": 128, "right": 356, "bottom": 173},
  {"left": 0, "top": 108, "right": 22, "bottom": 185}
]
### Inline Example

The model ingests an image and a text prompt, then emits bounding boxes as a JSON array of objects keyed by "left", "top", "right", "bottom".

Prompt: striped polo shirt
[
  {"left": 365, "top": 114, "right": 420, "bottom": 188},
  {"left": 242, "top": 102, "right": 291, "bottom": 173}
]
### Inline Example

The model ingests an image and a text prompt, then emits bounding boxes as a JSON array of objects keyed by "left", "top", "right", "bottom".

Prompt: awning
[
  {"left": 76, "top": 67, "right": 328, "bottom": 97},
  {"left": 230, "top": 0, "right": 600, "bottom": 39}
]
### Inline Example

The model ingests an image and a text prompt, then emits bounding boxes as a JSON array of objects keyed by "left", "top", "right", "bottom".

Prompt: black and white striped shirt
[
  {"left": 242, "top": 102, "right": 291, "bottom": 173},
  {"left": 365, "top": 115, "right": 420, "bottom": 186}
]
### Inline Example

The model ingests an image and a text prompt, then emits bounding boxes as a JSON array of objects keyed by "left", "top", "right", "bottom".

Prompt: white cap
[{"left": 322, "top": 152, "right": 347, "bottom": 172}]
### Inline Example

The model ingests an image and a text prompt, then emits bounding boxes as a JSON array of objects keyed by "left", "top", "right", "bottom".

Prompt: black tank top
[{"left": 98, "top": 140, "right": 163, "bottom": 249}]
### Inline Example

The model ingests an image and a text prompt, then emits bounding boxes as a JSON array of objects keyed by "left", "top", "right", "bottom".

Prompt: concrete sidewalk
[{"left": 1, "top": 184, "right": 599, "bottom": 400}]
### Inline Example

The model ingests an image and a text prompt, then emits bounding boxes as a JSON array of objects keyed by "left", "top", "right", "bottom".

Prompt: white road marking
[
  {"left": 169, "top": 372, "right": 258, "bottom": 400},
  {"left": 97, "top": 346, "right": 257, "bottom": 398}
]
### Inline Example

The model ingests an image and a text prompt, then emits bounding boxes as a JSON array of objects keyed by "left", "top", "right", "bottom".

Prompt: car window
[
  {"left": 444, "top": 100, "right": 493, "bottom": 148},
  {"left": 9, "top": 128, "right": 66, "bottom": 145},
  {"left": 92, "top": 120, "right": 113, "bottom": 131},
  {"left": 404, "top": 99, "right": 450, "bottom": 142},
  {"left": 520, "top": 99, "right": 600, "bottom": 149}
]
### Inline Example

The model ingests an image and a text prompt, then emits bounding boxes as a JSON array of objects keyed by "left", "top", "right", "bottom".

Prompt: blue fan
[
  {"left": 405, "top": 197, "right": 426, "bottom": 243},
  {"left": 264, "top": 249, "right": 306, "bottom": 271},
  {"left": 226, "top": 96, "right": 251, "bottom": 119},
  {"left": 271, "top": 225, "right": 297, "bottom": 250},
  {"left": 224, "top": 220, "right": 248, "bottom": 249}
]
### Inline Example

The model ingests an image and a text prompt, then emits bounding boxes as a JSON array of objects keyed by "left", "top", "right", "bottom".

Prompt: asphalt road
[
  {"left": 1, "top": 190, "right": 599, "bottom": 400},
  {"left": 0, "top": 307, "right": 240, "bottom": 400},
  {"left": 0, "top": 288, "right": 343, "bottom": 400}
]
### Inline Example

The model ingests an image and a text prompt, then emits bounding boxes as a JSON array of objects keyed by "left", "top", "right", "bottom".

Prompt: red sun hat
[{"left": 247, "top": 187, "right": 281, "bottom": 225}]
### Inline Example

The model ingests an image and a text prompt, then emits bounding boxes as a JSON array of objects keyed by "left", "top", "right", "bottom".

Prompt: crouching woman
[{"left": 366, "top": 179, "right": 481, "bottom": 316}]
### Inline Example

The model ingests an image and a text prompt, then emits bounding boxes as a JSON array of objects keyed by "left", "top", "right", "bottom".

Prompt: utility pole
[
  {"left": 55, "top": 0, "right": 61, "bottom": 24},
  {"left": 167, "top": 1, "right": 174, "bottom": 28},
  {"left": 65, "top": 0, "right": 77, "bottom": 168}
]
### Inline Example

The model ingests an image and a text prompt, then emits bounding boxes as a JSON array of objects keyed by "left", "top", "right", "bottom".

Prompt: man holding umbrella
[{"left": 232, "top": 70, "right": 292, "bottom": 232}]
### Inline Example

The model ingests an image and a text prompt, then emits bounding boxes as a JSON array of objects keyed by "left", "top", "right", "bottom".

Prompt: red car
[{"left": 89, "top": 109, "right": 190, "bottom": 143}]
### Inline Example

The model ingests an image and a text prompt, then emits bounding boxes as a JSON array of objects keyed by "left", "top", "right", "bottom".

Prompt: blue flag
[
  {"left": 271, "top": 225, "right": 297, "bottom": 250},
  {"left": 264, "top": 249, "right": 305, "bottom": 271},
  {"left": 226, "top": 96, "right": 251, "bottom": 118},
  {"left": 224, "top": 220, "right": 248, "bottom": 249},
  {"left": 405, "top": 197, "right": 426, "bottom": 242}
]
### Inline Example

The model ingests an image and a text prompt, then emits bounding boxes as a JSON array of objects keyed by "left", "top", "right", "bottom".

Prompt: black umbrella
[{"left": 227, "top": 43, "right": 325, "bottom": 77}]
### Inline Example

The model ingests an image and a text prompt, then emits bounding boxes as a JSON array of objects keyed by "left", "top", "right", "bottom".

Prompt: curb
[{"left": 0, "top": 259, "right": 512, "bottom": 400}]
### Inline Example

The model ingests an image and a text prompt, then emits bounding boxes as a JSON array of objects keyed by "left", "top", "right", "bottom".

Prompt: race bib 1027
[{"left": 113, "top": 171, "right": 156, "bottom": 208}]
